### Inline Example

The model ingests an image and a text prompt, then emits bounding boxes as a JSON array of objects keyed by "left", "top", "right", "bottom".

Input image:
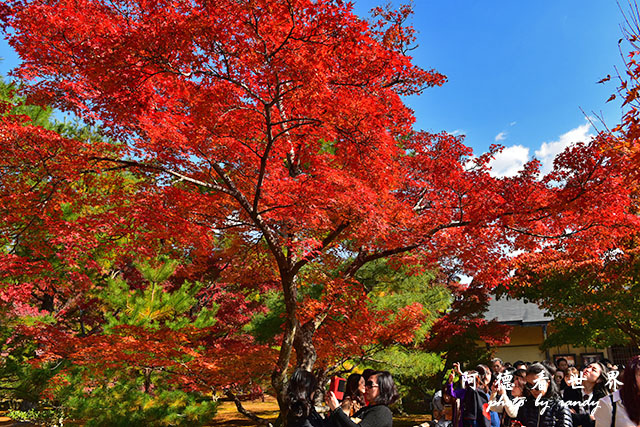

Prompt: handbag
[{"left": 610, "top": 394, "right": 617, "bottom": 427}]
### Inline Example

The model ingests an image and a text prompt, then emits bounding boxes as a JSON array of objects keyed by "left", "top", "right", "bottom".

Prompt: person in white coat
[{"left": 593, "top": 355, "right": 640, "bottom": 427}]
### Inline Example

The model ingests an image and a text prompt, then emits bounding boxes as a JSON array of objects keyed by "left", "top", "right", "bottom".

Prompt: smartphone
[{"left": 329, "top": 376, "right": 347, "bottom": 401}]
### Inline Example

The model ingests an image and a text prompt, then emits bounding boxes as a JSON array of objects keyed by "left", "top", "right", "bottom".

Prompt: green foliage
[
  {"left": 363, "top": 342, "right": 447, "bottom": 412},
  {"left": 358, "top": 259, "right": 451, "bottom": 343},
  {"left": 6, "top": 407, "right": 65, "bottom": 426},
  {"left": 370, "top": 346, "right": 444, "bottom": 379},
  {"left": 1, "top": 76, "right": 218, "bottom": 423},
  {"left": 0, "top": 74, "right": 108, "bottom": 411},
  {"left": 354, "top": 260, "right": 451, "bottom": 411},
  {"left": 56, "top": 370, "right": 217, "bottom": 426},
  {"left": 52, "top": 260, "right": 220, "bottom": 425},
  {"left": 99, "top": 260, "right": 218, "bottom": 332},
  {"left": 243, "top": 290, "right": 285, "bottom": 344},
  {"left": 318, "top": 138, "right": 337, "bottom": 155},
  {"left": 0, "top": 76, "right": 106, "bottom": 142},
  {"left": 502, "top": 262, "right": 640, "bottom": 349},
  {"left": 0, "top": 318, "right": 59, "bottom": 404}
]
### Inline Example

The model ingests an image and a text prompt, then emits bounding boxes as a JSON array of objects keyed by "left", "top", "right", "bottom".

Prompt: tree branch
[
  {"left": 253, "top": 105, "right": 275, "bottom": 212},
  {"left": 208, "top": 161, "right": 287, "bottom": 269},
  {"left": 291, "top": 221, "right": 350, "bottom": 276},
  {"left": 503, "top": 223, "right": 598, "bottom": 239},
  {"left": 90, "top": 157, "right": 232, "bottom": 195},
  {"left": 344, "top": 220, "right": 471, "bottom": 278},
  {"left": 224, "top": 391, "right": 275, "bottom": 427}
]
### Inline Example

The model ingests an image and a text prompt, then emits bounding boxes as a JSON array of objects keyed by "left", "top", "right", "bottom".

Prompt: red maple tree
[{"left": 1, "top": 0, "right": 636, "bottom": 422}]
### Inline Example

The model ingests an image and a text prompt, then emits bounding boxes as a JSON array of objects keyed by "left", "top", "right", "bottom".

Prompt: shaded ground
[
  {"left": 214, "top": 396, "right": 431, "bottom": 427},
  {"left": 3, "top": 399, "right": 431, "bottom": 426},
  {"left": 0, "top": 415, "right": 33, "bottom": 427},
  {"left": 214, "top": 396, "right": 280, "bottom": 426}
]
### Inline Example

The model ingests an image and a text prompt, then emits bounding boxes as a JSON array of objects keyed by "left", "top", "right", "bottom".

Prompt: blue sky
[
  {"left": 0, "top": 1, "right": 627, "bottom": 176},
  {"left": 352, "top": 0, "right": 626, "bottom": 176}
]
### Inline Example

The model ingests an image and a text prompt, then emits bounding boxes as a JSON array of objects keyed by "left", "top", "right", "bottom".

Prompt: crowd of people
[
  {"left": 432, "top": 356, "right": 640, "bottom": 427},
  {"left": 283, "top": 355, "right": 640, "bottom": 427}
]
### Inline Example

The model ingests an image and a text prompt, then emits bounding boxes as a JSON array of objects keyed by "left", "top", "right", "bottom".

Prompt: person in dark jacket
[
  {"left": 446, "top": 363, "right": 497, "bottom": 427},
  {"left": 327, "top": 370, "right": 399, "bottom": 427},
  {"left": 286, "top": 369, "right": 330, "bottom": 427},
  {"left": 461, "top": 364, "right": 497, "bottom": 427},
  {"left": 517, "top": 363, "right": 573, "bottom": 427},
  {"left": 562, "top": 362, "right": 609, "bottom": 427}
]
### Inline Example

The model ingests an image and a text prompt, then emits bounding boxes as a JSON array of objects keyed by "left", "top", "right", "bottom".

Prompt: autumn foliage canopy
[{"left": 0, "top": 0, "right": 637, "bottom": 422}]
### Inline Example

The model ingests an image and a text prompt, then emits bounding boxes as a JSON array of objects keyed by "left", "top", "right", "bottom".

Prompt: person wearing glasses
[
  {"left": 516, "top": 363, "right": 573, "bottom": 427},
  {"left": 488, "top": 368, "right": 527, "bottom": 427},
  {"left": 327, "top": 370, "right": 399, "bottom": 427}
]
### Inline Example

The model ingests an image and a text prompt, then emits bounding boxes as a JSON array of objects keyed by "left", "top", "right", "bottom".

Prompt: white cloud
[
  {"left": 458, "top": 274, "right": 473, "bottom": 285},
  {"left": 509, "top": 121, "right": 517, "bottom": 127},
  {"left": 463, "top": 154, "right": 478, "bottom": 172},
  {"left": 495, "top": 131, "right": 507, "bottom": 142},
  {"left": 482, "top": 120, "right": 595, "bottom": 179},
  {"left": 451, "top": 129, "right": 465, "bottom": 136},
  {"left": 488, "top": 145, "right": 530, "bottom": 178},
  {"left": 535, "top": 122, "right": 593, "bottom": 175}
]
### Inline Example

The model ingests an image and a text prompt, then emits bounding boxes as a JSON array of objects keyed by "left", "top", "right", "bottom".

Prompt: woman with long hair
[
  {"left": 340, "top": 373, "right": 366, "bottom": 417},
  {"left": 462, "top": 364, "right": 499, "bottom": 427},
  {"left": 594, "top": 355, "right": 640, "bottom": 427},
  {"left": 563, "top": 362, "right": 609, "bottom": 427},
  {"left": 516, "top": 363, "right": 573, "bottom": 427},
  {"left": 327, "top": 370, "right": 399, "bottom": 427},
  {"left": 445, "top": 363, "right": 498, "bottom": 427},
  {"left": 286, "top": 369, "right": 329, "bottom": 427},
  {"left": 489, "top": 368, "right": 527, "bottom": 427}
]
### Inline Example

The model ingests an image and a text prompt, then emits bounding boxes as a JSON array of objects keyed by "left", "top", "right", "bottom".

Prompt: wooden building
[{"left": 483, "top": 296, "right": 619, "bottom": 367}]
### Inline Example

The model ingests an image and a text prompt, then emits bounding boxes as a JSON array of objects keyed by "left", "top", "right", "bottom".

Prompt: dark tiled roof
[{"left": 484, "top": 296, "right": 553, "bottom": 325}]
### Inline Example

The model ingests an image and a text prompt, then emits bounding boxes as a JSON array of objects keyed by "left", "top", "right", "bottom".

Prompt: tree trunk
[
  {"left": 143, "top": 368, "right": 152, "bottom": 394},
  {"left": 40, "top": 293, "right": 55, "bottom": 312},
  {"left": 294, "top": 321, "right": 318, "bottom": 371},
  {"left": 272, "top": 315, "right": 297, "bottom": 427},
  {"left": 271, "top": 271, "right": 299, "bottom": 427},
  {"left": 269, "top": 270, "right": 322, "bottom": 427}
]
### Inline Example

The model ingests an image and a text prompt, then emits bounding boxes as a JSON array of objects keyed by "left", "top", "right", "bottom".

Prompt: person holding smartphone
[
  {"left": 446, "top": 362, "right": 497, "bottom": 427},
  {"left": 327, "top": 370, "right": 399, "bottom": 427}
]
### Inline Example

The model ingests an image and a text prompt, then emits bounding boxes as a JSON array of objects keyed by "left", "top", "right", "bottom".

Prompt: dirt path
[{"left": 213, "top": 397, "right": 430, "bottom": 427}]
